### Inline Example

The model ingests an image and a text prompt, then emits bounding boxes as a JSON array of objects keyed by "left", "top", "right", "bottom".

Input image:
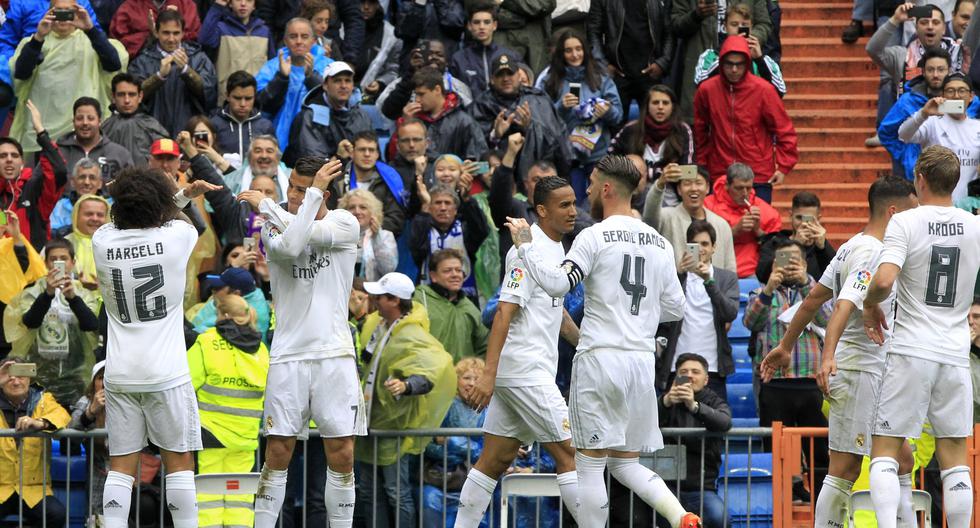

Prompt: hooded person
[
  {"left": 187, "top": 293, "right": 270, "bottom": 528},
  {"left": 64, "top": 193, "right": 110, "bottom": 287},
  {"left": 191, "top": 266, "right": 272, "bottom": 341}
]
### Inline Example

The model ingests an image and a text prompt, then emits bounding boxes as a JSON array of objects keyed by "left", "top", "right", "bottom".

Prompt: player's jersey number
[
  {"left": 925, "top": 245, "right": 959, "bottom": 308},
  {"left": 619, "top": 254, "right": 647, "bottom": 316},
  {"left": 109, "top": 265, "right": 167, "bottom": 323}
]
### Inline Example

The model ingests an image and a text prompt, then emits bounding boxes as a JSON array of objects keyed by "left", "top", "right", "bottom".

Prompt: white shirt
[
  {"left": 674, "top": 272, "right": 719, "bottom": 372},
  {"left": 260, "top": 188, "right": 360, "bottom": 363},
  {"left": 817, "top": 233, "right": 894, "bottom": 372},
  {"left": 899, "top": 110, "right": 980, "bottom": 202},
  {"left": 518, "top": 215, "right": 685, "bottom": 354},
  {"left": 93, "top": 221, "right": 198, "bottom": 393},
  {"left": 495, "top": 224, "right": 566, "bottom": 387},
  {"left": 878, "top": 205, "right": 980, "bottom": 367}
]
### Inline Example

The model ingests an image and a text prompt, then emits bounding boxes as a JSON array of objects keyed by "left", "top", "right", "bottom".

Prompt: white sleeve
[
  {"left": 517, "top": 229, "right": 597, "bottom": 298},
  {"left": 658, "top": 246, "right": 685, "bottom": 322},
  {"left": 499, "top": 250, "right": 532, "bottom": 307},
  {"left": 879, "top": 214, "right": 911, "bottom": 269},
  {"left": 897, "top": 110, "right": 931, "bottom": 144},
  {"left": 260, "top": 188, "right": 322, "bottom": 260},
  {"left": 309, "top": 209, "right": 360, "bottom": 249},
  {"left": 836, "top": 244, "right": 876, "bottom": 306}
]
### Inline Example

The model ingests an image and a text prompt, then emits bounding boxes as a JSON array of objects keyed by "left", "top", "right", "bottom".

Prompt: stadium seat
[
  {"left": 50, "top": 454, "right": 88, "bottom": 483},
  {"left": 727, "top": 383, "right": 756, "bottom": 418},
  {"left": 738, "top": 278, "right": 761, "bottom": 303},
  {"left": 628, "top": 102, "right": 640, "bottom": 122},
  {"left": 720, "top": 453, "right": 773, "bottom": 478},
  {"left": 729, "top": 312, "right": 752, "bottom": 340},
  {"left": 731, "top": 417, "right": 760, "bottom": 428}
]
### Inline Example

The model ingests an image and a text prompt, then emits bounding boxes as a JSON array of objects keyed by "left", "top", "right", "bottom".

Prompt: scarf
[
  {"left": 644, "top": 115, "right": 674, "bottom": 147},
  {"left": 350, "top": 161, "right": 407, "bottom": 207}
]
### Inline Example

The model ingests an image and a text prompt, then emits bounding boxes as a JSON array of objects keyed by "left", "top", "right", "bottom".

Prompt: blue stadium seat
[
  {"left": 628, "top": 102, "right": 640, "bottom": 122},
  {"left": 50, "top": 454, "right": 87, "bottom": 483},
  {"left": 378, "top": 135, "right": 390, "bottom": 161},
  {"left": 720, "top": 481, "right": 774, "bottom": 525},
  {"left": 362, "top": 103, "right": 393, "bottom": 133},
  {"left": 729, "top": 312, "right": 752, "bottom": 340},
  {"left": 731, "top": 417, "right": 760, "bottom": 428},
  {"left": 720, "top": 453, "right": 773, "bottom": 477},
  {"left": 727, "top": 383, "right": 756, "bottom": 418},
  {"left": 739, "top": 277, "right": 761, "bottom": 303},
  {"left": 53, "top": 487, "right": 88, "bottom": 528},
  {"left": 727, "top": 369, "right": 753, "bottom": 383}
]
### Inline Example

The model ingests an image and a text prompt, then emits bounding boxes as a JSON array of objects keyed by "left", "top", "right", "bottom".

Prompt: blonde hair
[
  {"left": 338, "top": 188, "right": 384, "bottom": 229},
  {"left": 216, "top": 294, "right": 257, "bottom": 328},
  {"left": 455, "top": 357, "right": 485, "bottom": 377}
]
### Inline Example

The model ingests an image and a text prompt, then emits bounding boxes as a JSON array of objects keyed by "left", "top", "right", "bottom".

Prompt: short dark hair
[
  {"left": 353, "top": 130, "right": 379, "bottom": 149},
  {"left": 467, "top": 0, "right": 498, "bottom": 21},
  {"left": 352, "top": 276, "right": 366, "bottom": 293},
  {"left": 293, "top": 156, "right": 326, "bottom": 178},
  {"left": 529, "top": 160, "right": 557, "bottom": 175},
  {"left": 300, "top": 0, "right": 335, "bottom": 20},
  {"left": 155, "top": 8, "right": 186, "bottom": 30},
  {"left": 868, "top": 176, "right": 916, "bottom": 217},
  {"left": 44, "top": 238, "right": 75, "bottom": 260},
  {"left": 915, "top": 145, "right": 961, "bottom": 195},
  {"left": 74, "top": 97, "right": 102, "bottom": 119},
  {"left": 108, "top": 167, "right": 180, "bottom": 230},
  {"left": 791, "top": 191, "right": 821, "bottom": 210},
  {"left": 429, "top": 248, "right": 464, "bottom": 272},
  {"left": 942, "top": 72, "right": 971, "bottom": 91},
  {"left": 0, "top": 137, "right": 24, "bottom": 157},
  {"left": 226, "top": 70, "right": 257, "bottom": 93},
  {"left": 918, "top": 47, "right": 951, "bottom": 69},
  {"left": 412, "top": 66, "right": 444, "bottom": 92},
  {"left": 111, "top": 73, "right": 141, "bottom": 94},
  {"left": 686, "top": 219, "right": 716, "bottom": 245},
  {"left": 973, "top": 295, "right": 980, "bottom": 307},
  {"left": 772, "top": 236, "right": 806, "bottom": 255},
  {"left": 595, "top": 154, "right": 641, "bottom": 194},
  {"left": 533, "top": 175, "right": 572, "bottom": 207},
  {"left": 674, "top": 353, "right": 709, "bottom": 371},
  {"left": 922, "top": 3, "right": 945, "bottom": 20},
  {"left": 385, "top": 294, "right": 414, "bottom": 314}
]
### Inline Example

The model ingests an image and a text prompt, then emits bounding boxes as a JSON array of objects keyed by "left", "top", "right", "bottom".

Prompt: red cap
[{"left": 151, "top": 138, "right": 180, "bottom": 157}]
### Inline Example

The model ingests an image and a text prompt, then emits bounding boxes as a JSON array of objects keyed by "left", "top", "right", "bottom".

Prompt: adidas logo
[
  {"left": 827, "top": 521, "right": 844, "bottom": 528},
  {"left": 883, "top": 467, "right": 897, "bottom": 474},
  {"left": 950, "top": 481, "right": 971, "bottom": 491},
  {"left": 167, "top": 503, "right": 179, "bottom": 512},
  {"left": 589, "top": 434, "right": 600, "bottom": 444},
  {"left": 600, "top": 502, "right": 609, "bottom": 510},
  {"left": 879, "top": 421, "right": 891, "bottom": 430},
  {"left": 105, "top": 500, "right": 122, "bottom": 509}
]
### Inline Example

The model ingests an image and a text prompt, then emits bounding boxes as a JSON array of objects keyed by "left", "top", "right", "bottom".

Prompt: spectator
[
  {"left": 609, "top": 85, "right": 694, "bottom": 207},
  {"left": 177, "top": 130, "right": 249, "bottom": 246},
  {"left": 587, "top": 0, "right": 673, "bottom": 120},
  {"left": 670, "top": 0, "right": 771, "bottom": 120},
  {"left": 65, "top": 194, "right": 109, "bottom": 288},
  {"left": 704, "top": 163, "right": 782, "bottom": 278},
  {"left": 223, "top": 134, "right": 291, "bottom": 198},
  {"left": 482, "top": 0, "right": 553, "bottom": 74},
  {"left": 2, "top": 238, "right": 100, "bottom": 406},
  {"left": 69, "top": 361, "right": 107, "bottom": 520},
  {"left": 656, "top": 222, "right": 740, "bottom": 398},
  {"left": 283, "top": 61, "right": 373, "bottom": 165},
  {"left": 757, "top": 191, "right": 836, "bottom": 285},
  {"left": 355, "top": 272, "right": 456, "bottom": 528},
  {"left": 450, "top": 1, "right": 518, "bottom": 99},
  {"left": 342, "top": 131, "right": 410, "bottom": 235},
  {"left": 643, "top": 165, "right": 737, "bottom": 274},
  {"left": 255, "top": 17, "right": 333, "bottom": 151},
  {"left": 693, "top": 3, "right": 785, "bottom": 96},
  {"left": 184, "top": 115, "right": 234, "bottom": 174},
  {"left": 110, "top": 0, "right": 201, "bottom": 59},
  {"left": 388, "top": 117, "right": 435, "bottom": 205},
  {"left": 210, "top": 71, "right": 276, "bottom": 167},
  {"left": 349, "top": 277, "right": 370, "bottom": 333},
  {"left": 413, "top": 249, "right": 489, "bottom": 361},
  {"left": 694, "top": 36, "right": 797, "bottom": 203},
  {"left": 199, "top": 0, "right": 274, "bottom": 106},
  {"left": 471, "top": 53, "right": 571, "bottom": 184},
  {"left": 101, "top": 72, "right": 171, "bottom": 165},
  {"left": 970, "top": 297, "right": 980, "bottom": 422},
  {"left": 393, "top": 0, "right": 465, "bottom": 63},
  {"left": 957, "top": 178, "right": 980, "bottom": 213},
  {"left": 187, "top": 294, "right": 269, "bottom": 528},
  {"left": 379, "top": 39, "right": 474, "bottom": 120},
  {"left": 10, "top": 1, "right": 125, "bottom": 154},
  {"left": 56, "top": 96, "right": 134, "bottom": 185},
  {"left": 352, "top": 0, "right": 401, "bottom": 103},
  {"left": 0, "top": 358, "right": 71, "bottom": 526},
  {"left": 538, "top": 28, "right": 623, "bottom": 204},
  {"left": 192, "top": 267, "right": 272, "bottom": 339},
  {"left": 658, "top": 353, "right": 732, "bottom": 527},
  {"left": 339, "top": 188, "right": 398, "bottom": 280},
  {"left": 51, "top": 159, "right": 107, "bottom": 238},
  {"left": 128, "top": 9, "right": 218, "bottom": 136},
  {"left": 410, "top": 181, "right": 491, "bottom": 293},
  {"left": 0, "top": 102, "right": 68, "bottom": 250},
  {"left": 406, "top": 66, "right": 489, "bottom": 160},
  {"left": 950, "top": 0, "right": 974, "bottom": 39},
  {"left": 300, "top": 0, "right": 343, "bottom": 59},
  {"left": 898, "top": 72, "right": 980, "bottom": 201}
]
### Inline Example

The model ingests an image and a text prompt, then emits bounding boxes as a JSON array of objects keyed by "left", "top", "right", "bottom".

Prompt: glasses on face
[{"left": 944, "top": 87, "right": 972, "bottom": 97}]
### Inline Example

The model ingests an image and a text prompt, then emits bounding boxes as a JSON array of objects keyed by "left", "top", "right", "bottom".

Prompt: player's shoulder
[
  {"left": 326, "top": 208, "right": 359, "bottom": 228},
  {"left": 91, "top": 223, "right": 117, "bottom": 243}
]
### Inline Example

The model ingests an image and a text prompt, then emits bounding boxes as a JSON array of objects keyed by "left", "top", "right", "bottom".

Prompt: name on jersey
[
  {"left": 104, "top": 242, "right": 165, "bottom": 261},
  {"left": 601, "top": 230, "right": 665, "bottom": 248},
  {"left": 292, "top": 251, "right": 330, "bottom": 279},
  {"left": 928, "top": 222, "right": 965, "bottom": 237}
]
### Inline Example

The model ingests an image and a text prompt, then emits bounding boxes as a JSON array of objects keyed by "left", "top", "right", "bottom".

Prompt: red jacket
[
  {"left": 110, "top": 0, "right": 202, "bottom": 59},
  {"left": 704, "top": 176, "right": 782, "bottom": 278},
  {"left": 693, "top": 37, "right": 798, "bottom": 183}
]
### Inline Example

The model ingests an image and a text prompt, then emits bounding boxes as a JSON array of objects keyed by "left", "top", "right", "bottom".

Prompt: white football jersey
[
  {"left": 496, "top": 224, "right": 566, "bottom": 388},
  {"left": 260, "top": 188, "right": 359, "bottom": 363},
  {"left": 519, "top": 215, "right": 685, "bottom": 354},
  {"left": 817, "top": 233, "right": 894, "bottom": 372},
  {"left": 879, "top": 205, "right": 980, "bottom": 367},
  {"left": 93, "top": 221, "right": 198, "bottom": 393}
]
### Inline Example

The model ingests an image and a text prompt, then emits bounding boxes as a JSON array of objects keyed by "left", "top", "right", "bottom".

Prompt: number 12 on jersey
[
  {"left": 108, "top": 265, "right": 168, "bottom": 323},
  {"left": 619, "top": 254, "right": 647, "bottom": 316}
]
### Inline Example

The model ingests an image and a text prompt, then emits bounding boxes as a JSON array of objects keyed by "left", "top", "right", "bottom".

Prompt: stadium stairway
[{"left": 777, "top": 0, "right": 888, "bottom": 246}]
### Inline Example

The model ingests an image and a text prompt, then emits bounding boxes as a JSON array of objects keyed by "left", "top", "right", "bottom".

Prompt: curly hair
[
  {"left": 338, "top": 188, "right": 384, "bottom": 228},
  {"left": 107, "top": 167, "right": 179, "bottom": 230}
]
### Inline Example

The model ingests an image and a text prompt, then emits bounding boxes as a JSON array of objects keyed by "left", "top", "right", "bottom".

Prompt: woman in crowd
[
  {"left": 339, "top": 189, "right": 398, "bottom": 281},
  {"left": 70, "top": 361, "right": 107, "bottom": 523},
  {"left": 537, "top": 29, "right": 623, "bottom": 205},
  {"left": 185, "top": 115, "right": 234, "bottom": 174}
]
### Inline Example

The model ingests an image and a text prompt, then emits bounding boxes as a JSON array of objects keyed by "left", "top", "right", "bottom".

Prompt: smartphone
[
  {"left": 908, "top": 5, "right": 933, "bottom": 19},
  {"left": 472, "top": 161, "right": 490, "bottom": 175},
  {"left": 193, "top": 131, "right": 209, "bottom": 144},
  {"left": 738, "top": 25, "right": 751, "bottom": 37},
  {"left": 686, "top": 243, "right": 701, "bottom": 263},
  {"left": 939, "top": 99, "right": 965, "bottom": 115},
  {"left": 678, "top": 165, "right": 699, "bottom": 181},
  {"left": 53, "top": 260, "right": 66, "bottom": 281},
  {"left": 53, "top": 9, "right": 75, "bottom": 21},
  {"left": 569, "top": 82, "right": 581, "bottom": 99},
  {"left": 0, "top": 210, "right": 6, "bottom": 226},
  {"left": 799, "top": 214, "right": 816, "bottom": 223},
  {"left": 674, "top": 374, "right": 691, "bottom": 386},
  {"left": 775, "top": 248, "right": 795, "bottom": 269},
  {"left": 8, "top": 363, "right": 37, "bottom": 378},
  {"left": 243, "top": 237, "right": 257, "bottom": 252}
]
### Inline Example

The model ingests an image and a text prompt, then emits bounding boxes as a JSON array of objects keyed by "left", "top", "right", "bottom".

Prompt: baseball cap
[
  {"left": 364, "top": 272, "right": 415, "bottom": 300},
  {"left": 151, "top": 138, "right": 180, "bottom": 157},
  {"left": 325, "top": 61, "right": 355, "bottom": 78},
  {"left": 91, "top": 360, "right": 106, "bottom": 382},
  {"left": 207, "top": 267, "right": 257, "bottom": 295},
  {"left": 491, "top": 54, "right": 517, "bottom": 76}
]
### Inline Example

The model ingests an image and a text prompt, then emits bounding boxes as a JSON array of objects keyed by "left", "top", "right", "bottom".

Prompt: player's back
[
  {"left": 573, "top": 215, "right": 684, "bottom": 353},
  {"left": 93, "top": 221, "right": 198, "bottom": 393},
  {"left": 881, "top": 205, "right": 980, "bottom": 366}
]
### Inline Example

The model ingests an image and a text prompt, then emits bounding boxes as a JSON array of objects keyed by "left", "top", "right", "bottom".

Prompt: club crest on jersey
[{"left": 855, "top": 434, "right": 865, "bottom": 447}]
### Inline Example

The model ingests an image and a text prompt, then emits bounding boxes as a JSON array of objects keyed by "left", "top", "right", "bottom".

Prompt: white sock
[
  {"left": 869, "top": 457, "right": 900, "bottom": 528},
  {"left": 607, "top": 457, "right": 686, "bottom": 528},
  {"left": 324, "top": 469, "right": 355, "bottom": 528},
  {"left": 164, "top": 470, "right": 198, "bottom": 528},
  {"left": 941, "top": 465, "right": 973, "bottom": 528},
  {"left": 454, "top": 468, "right": 496, "bottom": 528},
  {"left": 814, "top": 475, "right": 852, "bottom": 528},
  {"left": 103, "top": 471, "right": 135, "bottom": 528},
  {"left": 556, "top": 471, "right": 580, "bottom": 523},
  {"left": 254, "top": 464, "right": 288, "bottom": 528},
  {"left": 897, "top": 473, "right": 915, "bottom": 528},
  {"left": 575, "top": 452, "right": 609, "bottom": 528}
]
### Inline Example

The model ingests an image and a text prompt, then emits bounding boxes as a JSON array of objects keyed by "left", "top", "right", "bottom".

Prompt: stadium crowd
[{"left": 0, "top": 0, "right": 978, "bottom": 526}]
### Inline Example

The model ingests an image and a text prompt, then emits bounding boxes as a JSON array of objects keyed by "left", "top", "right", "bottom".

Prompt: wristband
[{"left": 174, "top": 189, "right": 191, "bottom": 209}]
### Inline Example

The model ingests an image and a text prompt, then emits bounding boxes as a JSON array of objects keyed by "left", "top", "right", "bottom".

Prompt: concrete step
[
  {"left": 781, "top": 37, "right": 871, "bottom": 58},
  {"left": 779, "top": 4, "right": 855, "bottom": 18},
  {"left": 781, "top": 56, "right": 879, "bottom": 77},
  {"left": 796, "top": 128, "right": 879, "bottom": 147},
  {"left": 784, "top": 94, "right": 877, "bottom": 111},
  {"left": 774, "top": 215, "right": 869, "bottom": 237},
  {"left": 784, "top": 77, "right": 880, "bottom": 95},
  {"left": 789, "top": 109, "right": 877, "bottom": 128},
  {"left": 790, "top": 162, "right": 892, "bottom": 183},
  {"left": 774, "top": 183, "right": 872, "bottom": 202},
  {"left": 797, "top": 147, "right": 891, "bottom": 164},
  {"left": 781, "top": 19, "right": 857, "bottom": 38}
]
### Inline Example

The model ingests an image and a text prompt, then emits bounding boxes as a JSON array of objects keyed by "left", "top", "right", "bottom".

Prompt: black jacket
[
  {"left": 210, "top": 106, "right": 275, "bottom": 163},
  {"left": 393, "top": 0, "right": 466, "bottom": 62},
  {"left": 422, "top": 95, "right": 488, "bottom": 160},
  {"left": 282, "top": 86, "right": 373, "bottom": 167},
  {"left": 188, "top": 152, "right": 245, "bottom": 246},
  {"left": 128, "top": 41, "right": 218, "bottom": 136},
  {"left": 587, "top": 0, "right": 675, "bottom": 74},
  {"left": 656, "top": 267, "right": 740, "bottom": 388},
  {"left": 449, "top": 41, "right": 517, "bottom": 100},
  {"left": 756, "top": 229, "right": 836, "bottom": 285},
  {"left": 658, "top": 385, "right": 731, "bottom": 491}
]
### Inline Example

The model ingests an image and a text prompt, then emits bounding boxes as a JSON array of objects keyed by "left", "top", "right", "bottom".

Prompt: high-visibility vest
[{"left": 188, "top": 328, "right": 270, "bottom": 451}]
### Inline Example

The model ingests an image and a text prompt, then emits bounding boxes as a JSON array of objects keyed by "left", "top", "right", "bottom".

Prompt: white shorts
[
  {"left": 873, "top": 354, "right": 973, "bottom": 439},
  {"left": 263, "top": 357, "right": 367, "bottom": 439},
  {"left": 483, "top": 385, "right": 571, "bottom": 445},
  {"left": 105, "top": 382, "right": 202, "bottom": 456},
  {"left": 826, "top": 369, "right": 881, "bottom": 456},
  {"left": 569, "top": 350, "right": 662, "bottom": 452}
]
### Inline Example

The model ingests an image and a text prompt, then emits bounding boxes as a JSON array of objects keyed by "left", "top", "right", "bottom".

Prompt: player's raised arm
[{"left": 506, "top": 217, "right": 590, "bottom": 297}]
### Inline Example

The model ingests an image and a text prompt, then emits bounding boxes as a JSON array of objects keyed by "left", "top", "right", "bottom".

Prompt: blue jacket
[
  {"left": 449, "top": 41, "right": 517, "bottom": 100},
  {"left": 255, "top": 45, "right": 332, "bottom": 152},
  {"left": 538, "top": 66, "right": 623, "bottom": 164},
  {"left": 0, "top": 0, "right": 100, "bottom": 85},
  {"left": 198, "top": 4, "right": 275, "bottom": 59}
]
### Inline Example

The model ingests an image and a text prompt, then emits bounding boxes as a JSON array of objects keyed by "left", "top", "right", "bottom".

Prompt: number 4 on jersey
[{"left": 619, "top": 254, "right": 647, "bottom": 316}]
